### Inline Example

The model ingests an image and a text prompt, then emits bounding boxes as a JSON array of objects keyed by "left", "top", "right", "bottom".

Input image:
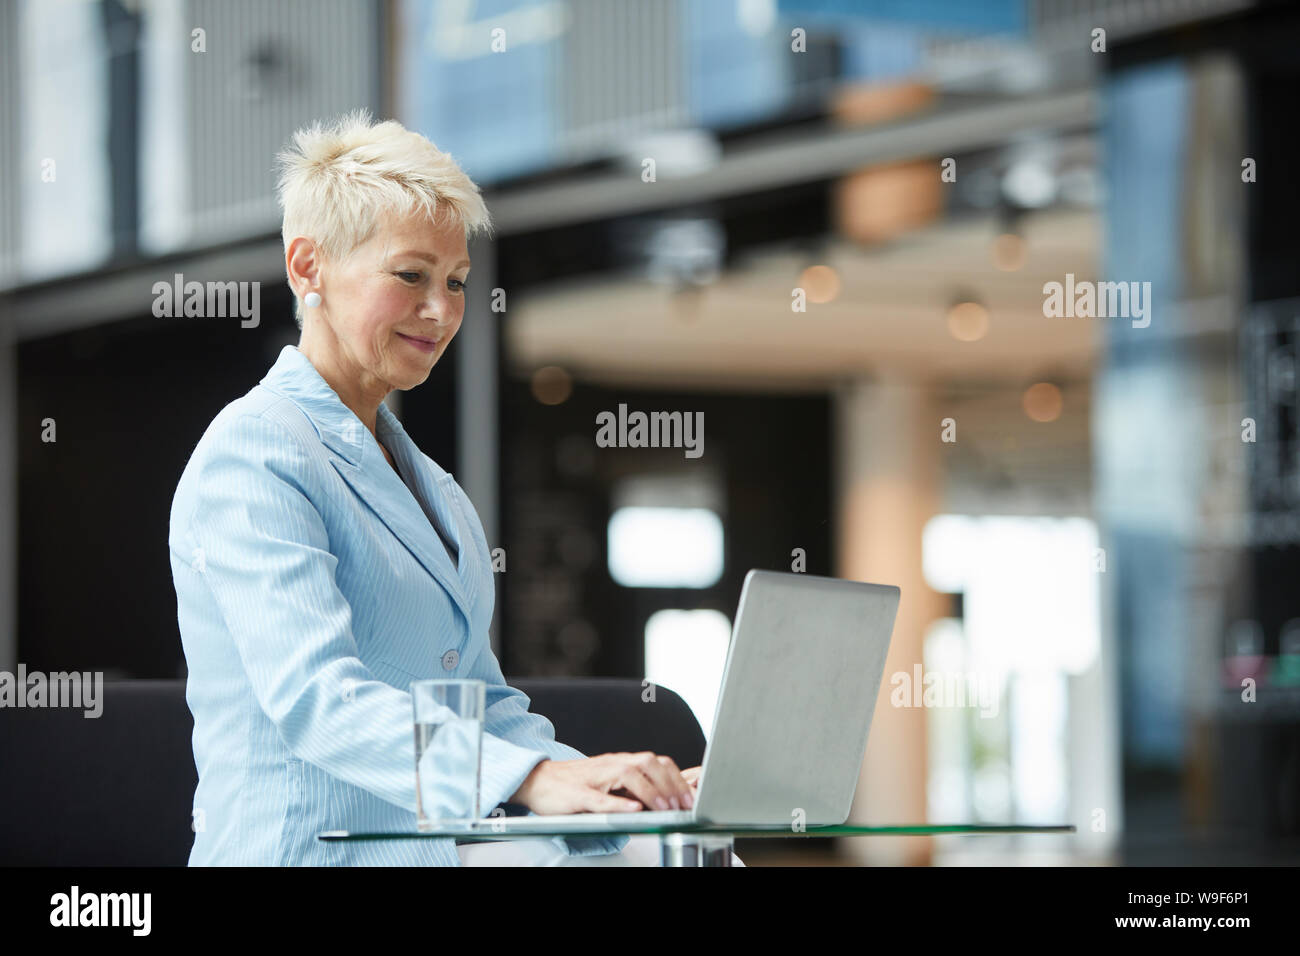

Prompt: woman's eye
[
  {"left": 396, "top": 271, "right": 422, "bottom": 283},
  {"left": 449, "top": 278, "right": 467, "bottom": 292}
]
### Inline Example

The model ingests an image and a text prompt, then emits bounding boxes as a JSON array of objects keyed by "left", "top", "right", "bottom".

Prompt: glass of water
[{"left": 411, "top": 679, "right": 486, "bottom": 831}]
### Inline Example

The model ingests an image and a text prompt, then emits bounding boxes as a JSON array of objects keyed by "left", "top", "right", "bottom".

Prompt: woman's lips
[{"left": 397, "top": 332, "right": 441, "bottom": 354}]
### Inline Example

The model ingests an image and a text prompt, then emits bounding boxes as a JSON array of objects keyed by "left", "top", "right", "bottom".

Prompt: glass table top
[{"left": 319, "top": 822, "right": 1077, "bottom": 842}]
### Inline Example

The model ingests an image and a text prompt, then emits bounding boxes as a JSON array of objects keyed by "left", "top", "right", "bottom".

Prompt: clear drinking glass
[{"left": 411, "top": 679, "right": 486, "bottom": 831}]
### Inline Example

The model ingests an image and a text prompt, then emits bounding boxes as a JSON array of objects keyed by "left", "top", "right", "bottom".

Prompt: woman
[{"left": 169, "top": 111, "right": 707, "bottom": 866}]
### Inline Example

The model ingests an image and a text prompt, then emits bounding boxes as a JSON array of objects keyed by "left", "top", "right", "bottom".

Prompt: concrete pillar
[
  {"left": 834, "top": 375, "right": 944, "bottom": 865},
  {"left": 0, "top": 0, "right": 18, "bottom": 673},
  {"left": 0, "top": 311, "right": 14, "bottom": 672},
  {"left": 457, "top": 235, "right": 500, "bottom": 652}
]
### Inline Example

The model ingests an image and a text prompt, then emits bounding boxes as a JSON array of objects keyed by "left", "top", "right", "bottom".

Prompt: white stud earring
[{"left": 304, "top": 292, "right": 321, "bottom": 308}]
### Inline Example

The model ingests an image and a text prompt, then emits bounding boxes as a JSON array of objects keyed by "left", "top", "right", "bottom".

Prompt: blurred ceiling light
[
  {"left": 1022, "top": 382, "right": 1063, "bottom": 422},
  {"left": 1002, "top": 161, "right": 1056, "bottom": 209},
  {"left": 800, "top": 264, "right": 841, "bottom": 304},
  {"left": 531, "top": 365, "right": 573, "bottom": 405},
  {"left": 992, "top": 233, "right": 1026, "bottom": 271},
  {"left": 644, "top": 218, "right": 725, "bottom": 288},
  {"left": 948, "top": 300, "right": 989, "bottom": 342}
]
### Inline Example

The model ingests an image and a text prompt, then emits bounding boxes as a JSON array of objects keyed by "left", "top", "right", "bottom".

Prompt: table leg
[{"left": 659, "top": 832, "right": 735, "bottom": 866}]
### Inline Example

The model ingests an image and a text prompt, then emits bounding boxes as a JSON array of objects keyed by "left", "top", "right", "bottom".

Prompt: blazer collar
[
  {"left": 259, "top": 345, "right": 472, "bottom": 620},
  {"left": 260, "top": 345, "right": 369, "bottom": 465}
]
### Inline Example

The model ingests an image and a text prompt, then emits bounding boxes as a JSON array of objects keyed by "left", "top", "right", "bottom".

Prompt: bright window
[
  {"left": 607, "top": 506, "right": 724, "bottom": 588},
  {"left": 644, "top": 609, "right": 731, "bottom": 743}
]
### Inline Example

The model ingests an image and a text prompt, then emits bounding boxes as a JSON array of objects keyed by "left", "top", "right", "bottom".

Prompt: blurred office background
[{"left": 3, "top": 0, "right": 1299, "bottom": 866}]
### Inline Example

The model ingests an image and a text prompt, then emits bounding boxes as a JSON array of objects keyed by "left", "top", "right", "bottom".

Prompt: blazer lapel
[
  {"left": 328, "top": 448, "right": 471, "bottom": 620},
  {"left": 260, "top": 346, "right": 473, "bottom": 625},
  {"left": 377, "top": 409, "right": 471, "bottom": 586}
]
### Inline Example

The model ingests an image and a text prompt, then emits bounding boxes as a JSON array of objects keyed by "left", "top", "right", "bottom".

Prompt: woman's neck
[{"left": 296, "top": 336, "right": 388, "bottom": 440}]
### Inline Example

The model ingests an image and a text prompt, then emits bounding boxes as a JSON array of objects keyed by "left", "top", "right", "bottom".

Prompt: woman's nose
[{"left": 420, "top": 296, "right": 455, "bottom": 326}]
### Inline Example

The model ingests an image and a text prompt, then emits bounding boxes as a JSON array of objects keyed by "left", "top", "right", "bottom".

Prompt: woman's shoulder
[
  {"left": 178, "top": 385, "right": 326, "bottom": 487},
  {"left": 170, "top": 387, "right": 336, "bottom": 539}
]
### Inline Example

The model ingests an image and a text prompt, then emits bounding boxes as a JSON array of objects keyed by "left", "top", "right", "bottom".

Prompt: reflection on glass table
[{"left": 319, "top": 822, "right": 1076, "bottom": 867}]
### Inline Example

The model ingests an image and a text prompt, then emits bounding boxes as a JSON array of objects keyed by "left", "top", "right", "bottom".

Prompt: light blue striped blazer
[{"left": 169, "top": 345, "right": 628, "bottom": 865}]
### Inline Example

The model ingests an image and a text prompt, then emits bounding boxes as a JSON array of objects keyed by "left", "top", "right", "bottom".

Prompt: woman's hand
[{"left": 510, "top": 753, "right": 697, "bottom": 815}]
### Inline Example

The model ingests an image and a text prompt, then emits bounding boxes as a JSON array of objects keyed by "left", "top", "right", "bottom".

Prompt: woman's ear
[{"left": 286, "top": 236, "right": 323, "bottom": 298}]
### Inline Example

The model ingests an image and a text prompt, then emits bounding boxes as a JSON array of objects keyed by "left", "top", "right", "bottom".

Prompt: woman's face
[{"left": 306, "top": 211, "right": 470, "bottom": 400}]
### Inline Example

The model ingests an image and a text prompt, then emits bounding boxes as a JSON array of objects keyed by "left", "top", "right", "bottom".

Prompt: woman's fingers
[
  {"left": 649, "top": 753, "right": 692, "bottom": 809},
  {"left": 611, "top": 752, "right": 693, "bottom": 811},
  {"left": 545, "top": 754, "right": 702, "bottom": 814},
  {"left": 641, "top": 752, "right": 691, "bottom": 809},
  {"left": 592, "top": 786, "right": 642, "bottom": 813},
  {"left": 603, "top": 759, "right": 660, "bottom": 812},
  {"left": 607, "top": 784, "right": 643, "bottom": 810}
]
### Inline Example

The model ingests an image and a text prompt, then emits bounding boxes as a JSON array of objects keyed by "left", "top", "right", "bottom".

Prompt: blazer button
[{"left": 441, "top": 649, "right": 459, "bottom": 671}]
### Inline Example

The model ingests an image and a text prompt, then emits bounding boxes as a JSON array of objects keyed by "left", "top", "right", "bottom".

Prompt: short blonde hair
[{"left": 275, "top": 109, "right": 493, "bottom": 327}]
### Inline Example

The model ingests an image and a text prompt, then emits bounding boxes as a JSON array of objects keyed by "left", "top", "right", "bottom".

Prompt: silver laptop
[{"left": 482, "top": 569, "right": 900, "bottom": 835}]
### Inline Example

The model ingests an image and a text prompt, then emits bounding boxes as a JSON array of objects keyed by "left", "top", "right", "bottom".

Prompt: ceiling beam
[{"left": 6, "top": 88, "right": 1096, "bottom": 342}]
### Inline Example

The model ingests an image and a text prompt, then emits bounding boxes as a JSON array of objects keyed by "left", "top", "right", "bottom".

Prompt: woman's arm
[{"left": 178, "top": 412, "right": 548, "bottom": 819}]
